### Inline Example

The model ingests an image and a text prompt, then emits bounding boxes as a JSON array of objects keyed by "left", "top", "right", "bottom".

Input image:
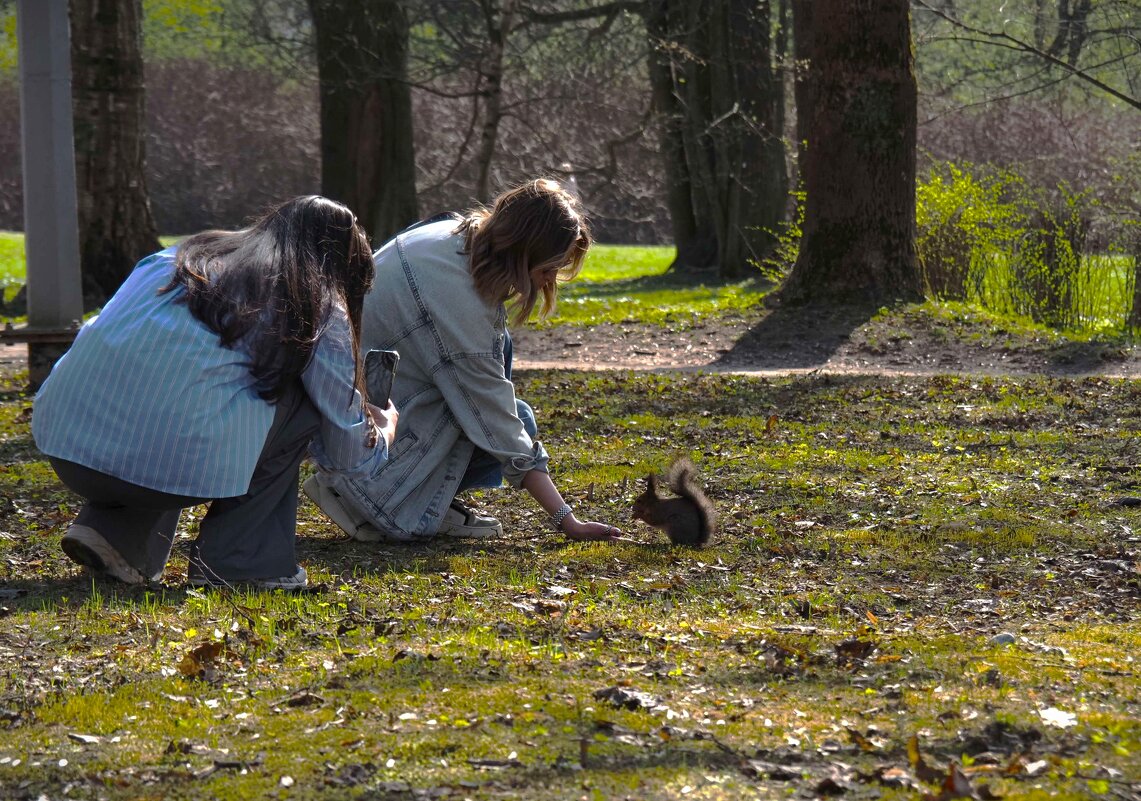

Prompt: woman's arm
[
  {"left": 521, "top": 469, "right": 620, "bottom": 542},
  {"left": 303, "top": 311, "right": 389, "bottom": 478}
]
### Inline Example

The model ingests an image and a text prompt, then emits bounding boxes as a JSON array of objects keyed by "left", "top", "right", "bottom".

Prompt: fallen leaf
[
  {"left": 908, "top": 734, "right": 948, "bottom": 784},
  {"left": 593, "top": 686, "right": 669, "bottom": 715},
  {"left": 285, "top": 691, "right": 324, "bottom": 708},
  {"left": 923, "top": 761, "right": 980, "bottom": 800},
  {"left": 847, "top": 728, "right": 879, "bottom": 752},
  {"left": 1038, "top": 707, "right": 1077, "bottom": 729},
  {"left": 742, "top": 759, "right": 800, "bottom": 780},
  {"left": 67, "top": 733, "right": 101, "bottom": 745},
  {"left": 177, "top": 641, "right": 224, "bottom": 678},
  {"left": 835, "top": 638, "right": 876, "bottom": 667}
]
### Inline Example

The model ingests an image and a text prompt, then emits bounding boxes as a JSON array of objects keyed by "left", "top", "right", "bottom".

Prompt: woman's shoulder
[{"left": 397, "top": 218, "right": 464, "bottom": 251}]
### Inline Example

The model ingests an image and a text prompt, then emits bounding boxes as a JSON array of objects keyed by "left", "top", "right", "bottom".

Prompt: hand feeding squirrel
[{"left": 631, "top": 457, "right": 716, "bottom": 546}]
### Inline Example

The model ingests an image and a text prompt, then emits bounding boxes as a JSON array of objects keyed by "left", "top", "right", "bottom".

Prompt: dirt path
[
  {"left": 7, "top": 306, "right": 1140, "bottom": 378},
  {"left": 511, "top": 307, "right": 1141, "bottom": 378}
]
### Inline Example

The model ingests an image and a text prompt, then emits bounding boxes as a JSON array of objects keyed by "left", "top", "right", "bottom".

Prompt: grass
[
  {"left": 0, "top": 233, "right": 185, "bottom": 313},
  {"left": 0, "top": 233, "right": 1138, "bottom": 797},
  {"left": 0, "top": 231, "right": 22, "bottom": 304},
  {"left": 553, "top": 244, "right": 770, "bottom": 328},
  {"left": 0, "top": 359, "right": 1138, "bottom": 799},
  {"left": 1, "top": 236, "right": 769, "bottom": 328}
]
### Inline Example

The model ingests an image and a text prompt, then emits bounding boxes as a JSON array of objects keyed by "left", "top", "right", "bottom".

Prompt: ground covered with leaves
[{"left": 0, "top": 327, "right": 1139, "bottom": 799}]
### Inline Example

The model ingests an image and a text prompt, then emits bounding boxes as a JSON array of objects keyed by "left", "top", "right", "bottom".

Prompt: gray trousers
[{"left": 49, "top": 382, "right": 320, "bottom": 581}]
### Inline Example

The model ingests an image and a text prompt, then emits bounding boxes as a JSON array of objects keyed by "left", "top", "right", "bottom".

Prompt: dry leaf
[
  {"left": 177, "top": 641, "right": 224, "bottom": 678},
  {"left": 907, "top": 734, "right": 948, "bottom": 784}
]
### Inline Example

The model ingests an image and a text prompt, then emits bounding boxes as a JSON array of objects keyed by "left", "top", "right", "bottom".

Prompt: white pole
[{"left": 16, "top": 0, "right": 83, "bottom": 384}]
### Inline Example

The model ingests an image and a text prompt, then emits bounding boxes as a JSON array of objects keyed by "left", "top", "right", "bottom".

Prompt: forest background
[{"left": 0, "top": 0, "right": 1137, "bottom": 324}]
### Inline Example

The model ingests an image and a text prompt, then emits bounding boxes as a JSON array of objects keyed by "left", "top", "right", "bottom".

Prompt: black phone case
[{"left": 364, "top": 349, "right": 400, "bottom": 403}]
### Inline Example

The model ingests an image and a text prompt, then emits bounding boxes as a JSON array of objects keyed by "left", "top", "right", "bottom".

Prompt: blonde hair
[{"left": 456, "top": 178, "right": 592, "bottom": 325}]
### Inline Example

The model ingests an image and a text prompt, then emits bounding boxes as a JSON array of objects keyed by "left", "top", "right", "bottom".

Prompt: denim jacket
[{"left": 325, "top": 219, "right": 549, "bottom": 539}]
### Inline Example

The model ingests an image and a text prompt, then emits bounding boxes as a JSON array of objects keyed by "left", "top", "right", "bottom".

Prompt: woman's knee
[{"left": 516, "top": 399, "right": 538, "bottom": 438}]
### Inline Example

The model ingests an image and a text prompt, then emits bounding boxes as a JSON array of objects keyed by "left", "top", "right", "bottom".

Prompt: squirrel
[{"left": 631, "top": 457, "right": 716, "bottom": 547}]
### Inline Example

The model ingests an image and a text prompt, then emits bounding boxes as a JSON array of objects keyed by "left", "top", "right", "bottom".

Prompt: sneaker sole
[
  {"left": 303, "top": 475, "right": 366, "bottom": 536},
  {"left": 61, "top": 530, "right": 145, "bottom": 586},
  {"left": 188, "top": 567, "right": 308, "bottom": 591},
  {"left": 303, "top": 475, "right": 419, "bottom": 544},
  {"left": 437, "top": 522, "right": 503, "bottom": 539}
]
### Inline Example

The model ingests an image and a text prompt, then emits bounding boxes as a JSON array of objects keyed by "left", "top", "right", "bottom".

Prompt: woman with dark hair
[
  {"left": 33, "top": 196, "right": 395, "bottom": 589},
  {"left": 304, "top": 178, "right": 620, "bottom": 543}
]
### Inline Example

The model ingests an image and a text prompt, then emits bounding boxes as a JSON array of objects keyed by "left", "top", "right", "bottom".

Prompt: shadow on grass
[
  {"left": 712, "top": 303, "right": 879, "bottom": 371},
  {"left": 1039, "top": 339, "right": 1135, "bottom": 375}
]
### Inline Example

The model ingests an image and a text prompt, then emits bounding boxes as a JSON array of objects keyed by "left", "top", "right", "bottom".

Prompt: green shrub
[
  {"left": 917, "top": 163, "right": 1137, "bottom": 334},
  {"left": 915, "top": 162, "right": 1022, "bottom": 302},
  {"left": 1010, "top": 188, "right": 1089, "bottom": 328}
]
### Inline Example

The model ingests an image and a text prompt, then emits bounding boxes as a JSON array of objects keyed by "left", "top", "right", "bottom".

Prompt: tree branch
[
  {"left": 913, "top": 0, "right": 1140, "bottom": 111},
  {"left": 519, "top": 1, "right": 643, "bottom": 25}
]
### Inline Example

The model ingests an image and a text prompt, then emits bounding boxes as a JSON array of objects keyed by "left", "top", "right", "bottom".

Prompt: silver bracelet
[{"left": 550, "top": 503, "right": 573, "bottom": 532}]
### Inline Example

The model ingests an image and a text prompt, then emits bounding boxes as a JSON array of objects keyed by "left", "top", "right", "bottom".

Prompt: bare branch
[
  {"left": 519, "top": 1, "right": 643, "bottom": 26},
  {"left": 914, "top": 0, "right": 1141, "bottom": 111}
]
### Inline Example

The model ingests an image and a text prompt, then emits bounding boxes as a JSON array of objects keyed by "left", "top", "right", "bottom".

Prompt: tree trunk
[
  {"left": 473, "top": 0, "right": 518, "bottom": 203},
  {"left": 309, "top": 0, "right": 419, "bottom": 245},
  {"left": 644, "top": 0, "right": 698, "bottom": 259},
  {"left": 723, "top": 0, "right": 786, "bottom": 278},
  {"left": 70, "top": 0, "right": 160, "bottom": 307},
  {"left": 780, "top": 0, "right": 921, "bottom": 305},
  {"left": 659, "top": 0, "right": 786, "bottom": 278},
  {"left": 790, "top": 0, "right": 812, "bottom": 184}
]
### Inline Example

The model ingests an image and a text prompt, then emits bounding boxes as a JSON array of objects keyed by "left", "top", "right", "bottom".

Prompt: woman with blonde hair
[{"left": 305, "top": 178, "right": 620, "bottom": 543}]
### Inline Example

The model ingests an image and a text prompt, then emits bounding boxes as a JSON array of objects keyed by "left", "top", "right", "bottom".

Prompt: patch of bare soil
[
  {"left": 514, "top": 304, "right": 1141, "bottom": 377},
  {"left": 5, "top": 304, "right": 1139, "bottom": 378}
]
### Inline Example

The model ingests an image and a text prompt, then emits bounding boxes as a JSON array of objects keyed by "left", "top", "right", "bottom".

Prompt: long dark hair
[
  {"left": 163, "top": 196, "right": 374, "bottom": 403},
  {"left": 456, "top": 178, "right": 591, "bottom": 325}
]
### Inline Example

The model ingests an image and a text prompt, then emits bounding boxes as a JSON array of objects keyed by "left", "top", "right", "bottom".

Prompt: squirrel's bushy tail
[{"left": 666, "top": 457, "right": 716, "bottom": 545}]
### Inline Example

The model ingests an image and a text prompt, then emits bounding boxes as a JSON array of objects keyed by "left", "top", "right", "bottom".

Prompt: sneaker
[
  {"left": 60, "top": 525, "right": 147, "bottom": 586},
  {"left": 188, "top": 566, "right": 308, "bottom": 590},
  {"left": 437, "top": 499, "right": 503, "bottom": 539},
  {"left": 303, "top": 474, "right": 367, "bottom": 534},
  {"left": 302, "top": 474, "right": 415, "bottom": 544}
]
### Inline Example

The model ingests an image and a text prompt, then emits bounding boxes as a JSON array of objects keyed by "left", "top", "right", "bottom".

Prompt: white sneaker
[
  {"left": 437, "top": 499, "right": 503, "bottom": 539},
  {"left": 302, "top": 474, "right": 415, "bottom": 544},
  {"left": 60, "top": 525, "right": 147, "bottom": 586},
  {"left": 188, "top": 566, "right": 308, "bottom": 591},
  {"left": 303, "top": 474, "right": 370, "bottom": 534}
]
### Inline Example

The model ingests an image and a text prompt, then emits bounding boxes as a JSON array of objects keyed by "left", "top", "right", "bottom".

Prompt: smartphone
[{"left": 364, "top": 349, "right": 400, "bottom": 405}]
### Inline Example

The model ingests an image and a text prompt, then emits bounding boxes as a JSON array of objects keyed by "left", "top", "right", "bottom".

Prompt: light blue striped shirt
[{"left": 33, "top": 248, "right": 385, "bottom": 497}]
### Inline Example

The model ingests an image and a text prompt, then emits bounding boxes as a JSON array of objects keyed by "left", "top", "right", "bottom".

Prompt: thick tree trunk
[
  {"left": 309, "top": 0, "right": 419, "bottom": 245},
  {"left": 659, "top": 0, "right": 786, "bottom": 278},
  {"left": 722, "top": 0, "right": 786, "bottom": 278},
  {"left": 780, "top": 0, "right": 921, "bottom": 305},
  {"left": 70, "top": 0, "right": 160, "bottom": 307}
]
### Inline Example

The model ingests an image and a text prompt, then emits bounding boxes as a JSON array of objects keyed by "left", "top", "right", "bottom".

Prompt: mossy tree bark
[
  {"left": 647, "top": 0, "right": 787, "bottom": 279},
  {"left": 308, "top": 0, "right": 419, "bottom": 245},
  {"left": 780, "top": 0, "right": 922, "bottom": 305},
  {"left": 70, "top": 0, "right": 161, "bottom": 307}
]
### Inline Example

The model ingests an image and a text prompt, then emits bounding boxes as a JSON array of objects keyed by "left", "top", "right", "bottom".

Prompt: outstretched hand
[{"left": 563, "top": 518, "right": 622, "bottom": 542}]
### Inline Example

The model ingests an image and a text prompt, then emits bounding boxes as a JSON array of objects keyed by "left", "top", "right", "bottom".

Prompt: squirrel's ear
[{"left": 646, "top": 474, "right": 658, "bottom": 491}]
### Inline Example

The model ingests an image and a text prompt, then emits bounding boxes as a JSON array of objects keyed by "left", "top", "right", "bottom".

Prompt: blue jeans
[{"left": 457, "top": 332, "right": 536, "bottom": 491}]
